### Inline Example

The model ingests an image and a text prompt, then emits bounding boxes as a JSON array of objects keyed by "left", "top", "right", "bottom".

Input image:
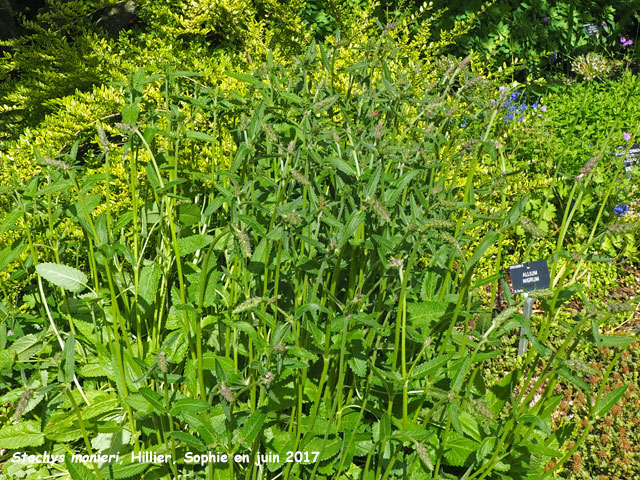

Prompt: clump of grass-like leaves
[{"left": 0, "top": 33, "right": 632, "bottom": 480}]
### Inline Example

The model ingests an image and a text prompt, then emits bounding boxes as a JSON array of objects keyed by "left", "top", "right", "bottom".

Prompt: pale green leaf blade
[{"left": 36, "top": 262, "right": 88, "bottom": 293}]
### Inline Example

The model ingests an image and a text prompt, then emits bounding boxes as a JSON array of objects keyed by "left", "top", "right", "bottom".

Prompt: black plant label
[
  {"left": 583, "top": 23, "right": 600, "bottom": 36},
  {"left": 509, "top": 260, "right": 550, "bottom": 294},
  {"left": 614, "top": 143, "right": 640, "bottom": 173}
]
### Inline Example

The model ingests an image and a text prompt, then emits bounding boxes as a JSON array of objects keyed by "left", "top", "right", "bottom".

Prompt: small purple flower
[
  {"left": 621, "top": 37, "right": 634, "bottom": 46},
  {"left": 499, "top": 86, "right": 506, "bottom": 91},
  {"left": 624, "top": 132, "right": 631, "bottom": 141},
  {"left": 542, "top": 17, "right": 549, "bottom": 23},
  {"left": 614, "top": 203, "right": 628, "bottom": 216},
  {"left": 540, "top": 105, "right": 547, "bottom": 112},
  {"left": 510, "top": 92, "right": 520, "bottom": 100},
  {"left": 550, "top": 52, "right": 557, "bottom": 62},
  {"left": 532, "top": 102, "right": 539, "bottom": 109}
]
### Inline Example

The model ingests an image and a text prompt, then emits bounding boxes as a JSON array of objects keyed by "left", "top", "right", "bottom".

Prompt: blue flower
[
  {"left": 614, "top": 203, "right": 629, "bottom": 216},
  {"left": 532, "top": 102, "right": 539, "bottom": 109},
  {"left": 550, "top": 52, "right": 557, "bottom": 62},
  {"left": 509, "top": 105, "right": 517, "bottom": 111},
  {"left": 519, "top": 105, "right": 526, "bottom": 111},
  {"left": 510, "top": 92, "right": 520, "bottom": 100},
  {"left": 518, "top": 117, "right": 524, "bottom": 122}
]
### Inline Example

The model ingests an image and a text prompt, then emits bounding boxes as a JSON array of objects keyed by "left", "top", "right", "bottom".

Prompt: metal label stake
[
  {"left": 508, "top": 260, "right": 550, "bottom": 357},
  {"left": 517, "top": 292, "right": 535, "bottom": 356}
]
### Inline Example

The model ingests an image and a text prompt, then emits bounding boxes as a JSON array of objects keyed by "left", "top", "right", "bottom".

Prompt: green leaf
[
  {"left": 596, "top": 385, "right": 628, "bottom": 418},
  {"left": 0, "top": 350, "right": 14, "bottom": 371},
  {"left": 227, "top": 72, "right": 268, "bottom": 90},
  {"left": 138, "top": 263, "right": 161, "bottom": 314},
  {"left": 170, "top": 398, "right": 211, "bottom": 416},
  {"left": 231, "top": 144, "right": 253, "bottom": 172},
  {"left": 170, "top": 431, "right": 207, "bottom": 451},
  {"left": 348, "top": 356, "right": 367, "bottom": 377},
  {"left": 443, "top": 433, "right": 479, "bottom": 466},
  {"left": 338, "top": 210, "right": 364, "bottom": 248},
  {"left": 99, "top": 461, "right": 149, "bottom": 480},
  {"left": 36, "top": 262, "right": 88, "bottom": 293},
  {"left": 557, "top": 366, "right": 590, "bottom": 392},
  {"left": 0, "top": 420, "right": 45, "bottom": 448},
  {"left": 600, "top": 335, "right": 633, "bottom": 347},
  {"left": 519, "top": 414, "right": 550, "bottom": 435},
  {"left": 182, "top": 413, "right": 217, "bottom": 445},
  {"left": 239, "top": 410, "right": 266, "bottom": 446},
  {"left": 486, "top": 370, "right": 513, "bottom": 416},
  {"left": 306, "top": 435, "right": 341, "bottom": 461},
  {"left": 280, "top": 92, "right": 303, "bottom": 105},
  {"left": 466, "top": 231, "right": 499, "bottom": 271},
  {"left": 64, "top": 333, "right": 75, "bottom": 384},
  {"left": 65, "top": 455, "right": 97, "bottom": 480},
  {"left": 326, "top": 156, "right": 356, "bottom": 176},
  {"left": 500, "top": 194, "right": 529, "bottom": 230},
  {"left": 186, "top": 130, "right": 217, "bottom": 143},
  {"left": 138, "top": 388, "right": 166, "bottom": 414},
  {"left": 476, "top": 436, "right": 496, "bottom": 462},
  {"left": 0, "top": 209, "right": 23, "bottom": 234},
  {"left": 450, "top": 357, "right": 471, "bottom": 393},
  {"left": 125, "top": 394, "right": 152, "bottom": 414},
  {"left": 8, "top": 334, "right": 43, "bottom": 361},
  {"left": 121, "top": 104, "right": 140, "bottom": 124},
  {"left": 407, "top": 301, "right": 450, "bottom": 327},
  {"left": 177, "top": 234, "right": 213, "bottom": 255}
]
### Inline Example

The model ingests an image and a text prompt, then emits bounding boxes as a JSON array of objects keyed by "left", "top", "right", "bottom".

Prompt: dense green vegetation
[{"left": 1, "top": 1, "right": 639, "bottom": 479}]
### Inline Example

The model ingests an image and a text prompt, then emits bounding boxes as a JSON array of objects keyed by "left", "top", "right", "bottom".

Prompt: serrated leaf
[
  {"left": 170, "top": 431, "right": 207, "bottom": 451},
  {"left": 1, "top": 209, "right": 23, "bottom": 234},
  {"left": 239, "top": 410, "right": 266, "bottom": 446},
  {"left": 170, "top": 398, "right": 211, "bottom": 416},
  {"left": 0, "top": 350, "right": 14, "bottom": 370},
  {"left": 306, "top": 435, "right": 341, "bottom": 461},
  {"left": 500, "top": 194, "right": 529, "bottom": 230},
  {"left": 407, "top": 301, "right": 450, "bottom": 327},
  {"left": 557, "top": 367, "right": 590, "bottom": 392},
  {"left": 519, "top": 414, "right": 550, "bottom": 436},
  {"left": 138, "top": 263, "right": 161, "bottom": 314},
  {"left": 443, "top": 433, "right": 478, "bottom": 466},
  {"left": 600, "top": 335, "right": 633, "bottom": 347},
  {"left": 125, "top": 394, "right": 152, "bottom": 413},
  {"left": 0, "top": 420, "right": 45, "bottom": 448},
  {"left": 99, "top": 461, "right": 149, "bottom": 479},
  {"left": 8, "top": 334, "right": 43, "bottom": 361},
  {"left": 326, "top": 156, "right": 356, "bottom": 176},
  {"left": 138, "top": 388, "right": 166, "bottom": 414},
  {"left": 227, "top": 72, "right": 268, "bottom": 90},
  {"left": 177, "top": 234, "right": 213, "bottom": 255},
  {"left": 186, "top": 130, "right": 217, "bottom": 142},
  {"left": 36, "top": 262, "right": 88, "bottom": 293},
  {"left": 348, "top": 356, "right": 367, "bottom": 377},
  {"left": 65, "top": 455, "right": 97, "bottom": 480},
  {"left": 596, "top": 385, "right": 628, "bottom": 418}
]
